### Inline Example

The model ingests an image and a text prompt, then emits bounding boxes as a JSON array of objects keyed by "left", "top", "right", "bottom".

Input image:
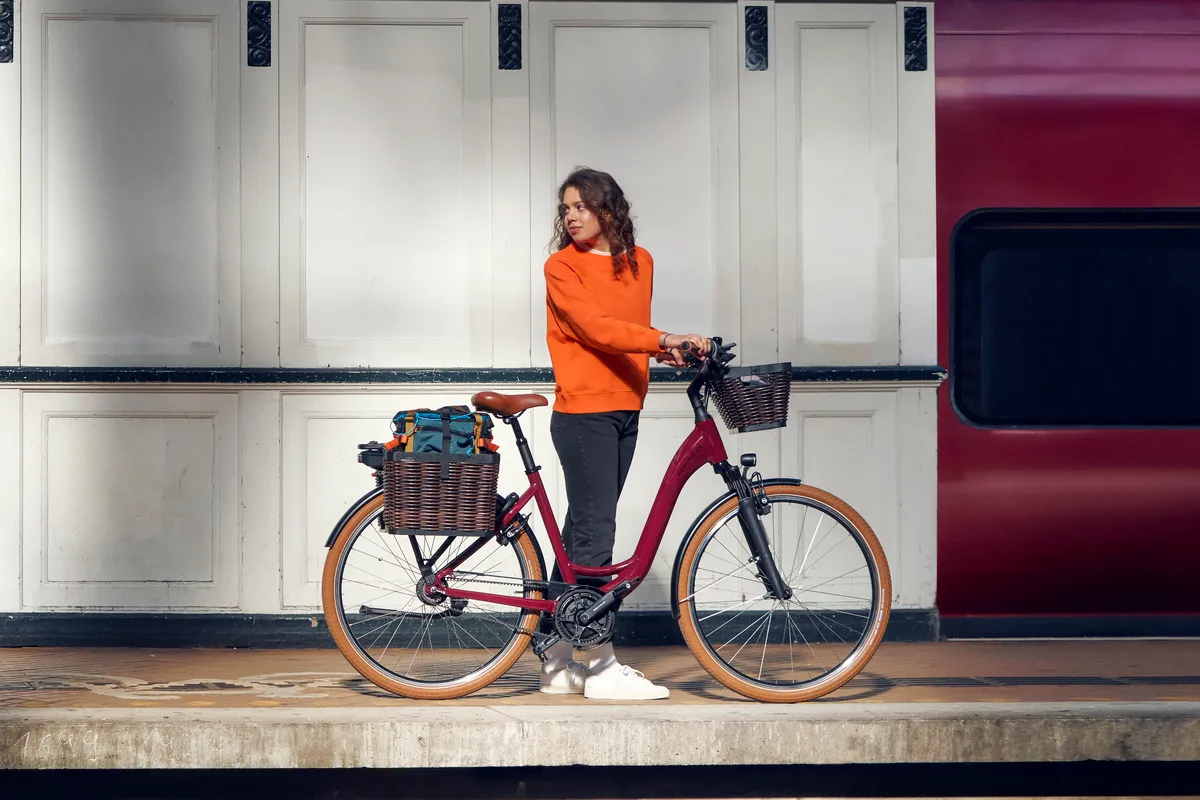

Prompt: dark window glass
[{"left": 951, "top": 208, "right": 1200, "bottom": 427}]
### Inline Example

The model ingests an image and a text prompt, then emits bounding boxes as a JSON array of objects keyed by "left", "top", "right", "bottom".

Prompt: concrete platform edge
[{"left": 3, "top": 702, "right": 1199, "bottom": 770}]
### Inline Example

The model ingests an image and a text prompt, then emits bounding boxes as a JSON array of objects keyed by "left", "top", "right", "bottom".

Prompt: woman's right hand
[{"left": 659, "top": 333, "right": 711, "bottom": 358}]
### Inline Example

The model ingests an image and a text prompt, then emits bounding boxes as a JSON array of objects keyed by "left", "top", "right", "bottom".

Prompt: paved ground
[
  {"left": 3, "top": 641, "right": 1200, "bottom": 773},
  {"left": 2, "top": 640, "right": 1199, "bottom": 708}
]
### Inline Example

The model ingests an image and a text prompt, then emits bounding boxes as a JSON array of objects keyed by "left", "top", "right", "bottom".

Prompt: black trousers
[{"left": 540, "top": 409, "right": 639, "bottom": 635}]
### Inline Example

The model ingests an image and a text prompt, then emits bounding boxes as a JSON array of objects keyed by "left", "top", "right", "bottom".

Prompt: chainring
[{"left": 552, "top": 586, "right": 616, "bottom": 649}]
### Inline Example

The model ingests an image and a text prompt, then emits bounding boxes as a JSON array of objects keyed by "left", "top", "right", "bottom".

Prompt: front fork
[{"left": 719, "top": 456, "right": 793, "bottom": 601}]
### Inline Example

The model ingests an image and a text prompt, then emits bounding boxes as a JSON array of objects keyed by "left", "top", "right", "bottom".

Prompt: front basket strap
[{"left": 440, "top": 411, "right": 452, "bottom": 479}]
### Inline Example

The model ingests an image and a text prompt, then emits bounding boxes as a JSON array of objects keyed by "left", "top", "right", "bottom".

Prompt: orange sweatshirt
[{"left": 544, "top": 245, "right": 662, "bottom": 413}]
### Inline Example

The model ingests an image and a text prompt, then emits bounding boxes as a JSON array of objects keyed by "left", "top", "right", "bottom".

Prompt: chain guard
[{"left": 553, "top": 586, "right": 616, "bottom": 649}]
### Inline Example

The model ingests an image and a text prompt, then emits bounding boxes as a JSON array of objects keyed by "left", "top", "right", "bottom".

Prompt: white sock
[
  {"left": 542, "top": 640, "right": 572, "bottom": 672},
  {"left": 587, "top": 642, "right": 619, "bottom": 676}
]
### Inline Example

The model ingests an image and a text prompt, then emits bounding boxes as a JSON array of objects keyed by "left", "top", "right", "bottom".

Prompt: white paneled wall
[
  {"left": 0, "top": 0, "right": 939, "bottom": 617},
  {"left": 0, "top": 383, "right": 937, "bottom": 613}
]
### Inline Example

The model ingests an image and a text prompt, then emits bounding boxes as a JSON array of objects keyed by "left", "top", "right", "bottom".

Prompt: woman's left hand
[{"left": 655, "top": 348, "right": 688, "bottom": 368}]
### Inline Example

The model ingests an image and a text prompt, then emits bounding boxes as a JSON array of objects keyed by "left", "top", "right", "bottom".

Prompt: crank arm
[
  {"left": 532, "top": 631, "right": 562, "bottom": 659},
  {"left": 577, "top": 580, "right": 637, "bottom": 626}
]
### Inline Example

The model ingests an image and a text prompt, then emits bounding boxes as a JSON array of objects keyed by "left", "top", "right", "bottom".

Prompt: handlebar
[
  {"left": 678, "top": 337, "right": 736, "bottom": 370},
  {"left": 679, "top": 336, "right": 737, "bottom": 423}
]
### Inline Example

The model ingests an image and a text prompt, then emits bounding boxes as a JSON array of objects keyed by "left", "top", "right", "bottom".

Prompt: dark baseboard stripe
[
  {"left": 11, "top": 612, "right": 1194, "bottom": 647},
  {"left": 0, "top": 609, "right": 939, "bottom": 648},
  {"left": 0, "top": 365, "right": 947, "bottom": 385},
  {"left": 942, "top": 614, "right": 1200, "bottom": 639}
]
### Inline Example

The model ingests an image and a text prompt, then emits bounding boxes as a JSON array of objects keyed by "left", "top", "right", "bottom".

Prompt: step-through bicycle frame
[
  {"left": 434, "top": 413, "right": 730, "bottom": 613},
  {"left": 424, "top": 340, "right": 783, "bottom": 616}
]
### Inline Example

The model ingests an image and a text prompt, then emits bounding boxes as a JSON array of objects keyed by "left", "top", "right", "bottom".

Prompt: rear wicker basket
[
  {"left": 709, "top": 362, "right": 793, "bottom": 433},
  {"left": 382, "top": 450, "right": 500, "bottom": 536}
]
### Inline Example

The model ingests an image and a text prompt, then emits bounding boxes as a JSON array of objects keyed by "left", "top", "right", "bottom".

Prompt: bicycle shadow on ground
[
  {"left": 340, "top": 668, "right": 542, "bottom": 701},
  {"left": 629, "top": 662, "right": 896, "bottom": 703}
]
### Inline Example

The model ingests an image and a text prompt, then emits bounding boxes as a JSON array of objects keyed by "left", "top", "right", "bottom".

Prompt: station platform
[{"left": 2, "top": 640, "right": 1199, "bottom": 770}]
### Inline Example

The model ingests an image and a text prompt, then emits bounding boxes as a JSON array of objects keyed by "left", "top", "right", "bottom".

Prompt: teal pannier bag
[{"left": 390, "top": 405, "right": 497, "bottom": 456}]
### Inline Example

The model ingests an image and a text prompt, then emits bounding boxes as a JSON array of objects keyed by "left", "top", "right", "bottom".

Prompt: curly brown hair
[{"left": 549, "top": 167, "right": 640, "bottom": 278}]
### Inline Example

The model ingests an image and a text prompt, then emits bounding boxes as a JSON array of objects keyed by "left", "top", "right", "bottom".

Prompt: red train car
[{"left": 936, "top": 0, "right": 1200, "bottom": 634}]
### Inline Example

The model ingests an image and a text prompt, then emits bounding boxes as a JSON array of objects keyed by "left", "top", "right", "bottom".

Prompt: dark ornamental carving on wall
[
  {"left": 1, "top": 0, "right": 15, "bottom": 64},
  {"left": 745, "top": 6, "right": 767, "bottom": 72},
  {"left": 498, "top": 4, "right": 521, "bottom": 70},
  {"left": 248, "top": 1, "right": 271, "bottom": 68},
  {"left": 904, "top": 6, "right": 928, "bottom": 72}
]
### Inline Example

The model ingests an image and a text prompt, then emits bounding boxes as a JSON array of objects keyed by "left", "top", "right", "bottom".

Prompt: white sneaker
[
  {"left": 539, "top": 660, "right": 588, "bottom": 694},
  {"left": 583, "top": 664, "right": 670, "bottom": 700}
]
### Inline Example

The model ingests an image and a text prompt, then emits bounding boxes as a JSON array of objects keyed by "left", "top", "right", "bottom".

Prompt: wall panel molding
[
  {"left": 278, "top": 1, "right": 493, "bottom": 369},
  {"left": 19, "top": 0, "right": 242, "bottom": 367},
  {"left": 20, "top": 391, "right": 240, "bottom": 609}
]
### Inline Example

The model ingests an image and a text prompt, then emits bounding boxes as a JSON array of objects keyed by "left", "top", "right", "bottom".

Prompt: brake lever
[{"left": 679, "top": 340, "right": 708, "bottom": 366}]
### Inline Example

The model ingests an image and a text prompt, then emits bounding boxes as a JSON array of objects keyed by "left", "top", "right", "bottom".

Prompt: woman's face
[{"left": 562, "top": 186, "right": 608, "bottom": 251}]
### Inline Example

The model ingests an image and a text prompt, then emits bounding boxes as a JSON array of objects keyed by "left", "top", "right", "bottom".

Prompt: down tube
[{"left": 628, "top": 418, "right": 728, "bottom": 575}]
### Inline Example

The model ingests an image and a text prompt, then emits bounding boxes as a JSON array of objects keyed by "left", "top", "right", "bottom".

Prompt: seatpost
[{"left": 506, "top": 416, "right": 539, "bottom": 474}]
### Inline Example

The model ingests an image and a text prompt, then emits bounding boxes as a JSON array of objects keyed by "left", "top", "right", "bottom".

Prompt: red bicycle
[{"left": 322, "top": 338, "right": 891, "bottom": 702}]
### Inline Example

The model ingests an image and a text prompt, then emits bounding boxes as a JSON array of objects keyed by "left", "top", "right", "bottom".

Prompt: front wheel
[{"left": 674, "top": 482, "right": 890, "bottom": 702}]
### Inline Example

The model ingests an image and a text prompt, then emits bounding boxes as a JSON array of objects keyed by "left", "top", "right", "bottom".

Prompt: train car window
[{"left": 951, "top": 208, "right": 1200, "bottom": 427}]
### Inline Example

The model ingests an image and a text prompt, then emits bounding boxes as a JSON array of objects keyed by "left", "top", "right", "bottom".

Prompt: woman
[{"left": 539, "top": 167, "right": 710, "bottom": 701}]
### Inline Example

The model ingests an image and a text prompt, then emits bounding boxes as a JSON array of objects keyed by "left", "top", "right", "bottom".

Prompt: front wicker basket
[
  {"left": 382, "top": 450, "right": 500, "bottom": 536},
  {"left": 709, "top": 363, "right": 793, "bottom": 433}
]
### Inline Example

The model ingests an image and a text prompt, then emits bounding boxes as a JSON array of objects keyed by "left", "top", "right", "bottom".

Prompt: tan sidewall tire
[
  {"left": 676, "top": 483, "right": 891, "bottom": 703},
  {"left": 321, "top": 493, "right": 544, "bottom": 700}
]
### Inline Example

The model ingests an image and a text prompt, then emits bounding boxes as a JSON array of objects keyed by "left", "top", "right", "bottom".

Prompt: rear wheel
[
  {"left": 322, "top": 492, "right": 544, "bottom": 700},
  {"left": 675, "top": 482, "right": 890, "bottom": 702}
]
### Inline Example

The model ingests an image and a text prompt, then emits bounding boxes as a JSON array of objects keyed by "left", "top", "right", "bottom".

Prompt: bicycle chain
[{"left": 444, "top": 571, "right": 574, "bottom": 593}]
